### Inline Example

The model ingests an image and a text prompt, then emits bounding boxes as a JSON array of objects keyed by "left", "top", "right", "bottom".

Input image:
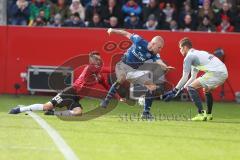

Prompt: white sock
[
  {"left": 20, "top": 104, "right": 44, "bottom": 112},
  {"left": 54, "top": 110, "right": 74, "bottom": 116}
]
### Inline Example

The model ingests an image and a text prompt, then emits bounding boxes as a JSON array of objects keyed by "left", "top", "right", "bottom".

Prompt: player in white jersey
[{"left": 163, "top": 37, "right": 228, "bottom": 121}]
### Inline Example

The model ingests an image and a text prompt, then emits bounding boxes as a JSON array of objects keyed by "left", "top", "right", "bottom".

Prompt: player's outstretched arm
[
  {"left": 162, "top": 71, "right": 190, "bottom": 102},
  {"left": 107, "top": 28, "right": 132, "bottom": 39},
  {"left": 183, "top": 68, "right": 199, "bottom": 88},
  {"left": 176, "top": 71, "right": 190, "bottom": 90},
  {"left": 156, "top": 59, "right": 175, "bottom": 71}
]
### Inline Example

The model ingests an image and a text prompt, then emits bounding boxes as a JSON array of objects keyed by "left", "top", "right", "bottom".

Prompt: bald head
[
  {"left": 152, "top": 36, "right": 164, "bottom": 45},
  {"left": 148, "top": 36, "right": 164, "bottom": 54}
]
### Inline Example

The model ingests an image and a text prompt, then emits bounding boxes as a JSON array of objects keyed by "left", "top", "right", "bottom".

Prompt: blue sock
[
  {"left": 105, "top": 82, "right": 120, "bottom": 102},
  {"left": 205, "top": 92, "right": 213, "bottom": 114},
  {"left": 144, "top": 90, "right": 153, "bottom": 113},
  {"left": 187, "top": 86, "right": 203, "bottom": 114}
]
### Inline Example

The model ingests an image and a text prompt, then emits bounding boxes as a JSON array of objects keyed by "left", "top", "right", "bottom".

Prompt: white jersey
[{"left": 183, "top": 48, "right": 227, "bottom": 73}]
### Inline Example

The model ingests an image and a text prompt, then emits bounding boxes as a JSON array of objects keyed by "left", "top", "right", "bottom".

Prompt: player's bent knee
[
  {"left": 117, "top": 74, "right": 126, "bottom": 83},
  {"left": 43, "top": 102, "right": 54, "bottom": 111},
  {"left": 188, "top": 84, "right": 199, "bottom": 90},
  {"left": 187, "top": 86, "right": 198, "bottom": 94},
  {"left": 145, "top": 84, "right": 157, "bottom": 91},
  {"left": 118, "top": 78, "right": 125, "bottom": 84},
  {"left": 72, "top": 107, "right": 83, "bottom": 116},
  {"left": 202, "top": 88, "right": 206, "bottom": 94},
  {"left": 189, "top": 80, "right": 202, "bottom": 89},
  {"left": 203, "top": 85, "right": 213, "bottom": 92}
]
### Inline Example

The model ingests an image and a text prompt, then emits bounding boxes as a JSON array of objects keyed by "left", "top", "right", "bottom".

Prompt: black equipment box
[{"left": 27, "top": 65, "right": 73, "bottom": 93}]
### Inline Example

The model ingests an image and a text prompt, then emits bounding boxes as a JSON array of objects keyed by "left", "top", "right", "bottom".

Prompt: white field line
[
  {"left": 0, "top": 145, "right": 57, "bottom": 152},
  {"left": 27, "top": 111, "right": 79, "bottom": 160}
]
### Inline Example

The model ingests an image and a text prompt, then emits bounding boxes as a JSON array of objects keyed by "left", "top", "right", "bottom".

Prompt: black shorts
[{"left": 50, "top": 86, "right": 82, "bottom": 110}]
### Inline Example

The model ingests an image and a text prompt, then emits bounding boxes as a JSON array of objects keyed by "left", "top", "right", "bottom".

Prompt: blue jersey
[{"left": 122, "top": 34, "right": 160, "bottom": 69}]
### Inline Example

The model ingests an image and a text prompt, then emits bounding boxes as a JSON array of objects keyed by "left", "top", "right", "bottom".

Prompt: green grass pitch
[{"left": 0, "top": 94, "right": 240, "bottom": 160}]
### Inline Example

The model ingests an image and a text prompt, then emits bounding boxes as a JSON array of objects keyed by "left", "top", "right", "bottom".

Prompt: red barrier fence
[
  {"left": 0, "top": 26, "right": 7, "bottom": 94},
  {"left": 0, "top": 26, "right": 239, "bottom": 101}
]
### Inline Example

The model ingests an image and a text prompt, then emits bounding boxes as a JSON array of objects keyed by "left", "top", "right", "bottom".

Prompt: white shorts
[{"left": 198, "top": 71, "right": 228, "bottom": 89}]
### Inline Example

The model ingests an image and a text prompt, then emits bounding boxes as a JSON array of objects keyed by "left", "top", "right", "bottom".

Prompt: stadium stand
[{"left": 7, "top": 0, "right": 240, "bottom": 32}]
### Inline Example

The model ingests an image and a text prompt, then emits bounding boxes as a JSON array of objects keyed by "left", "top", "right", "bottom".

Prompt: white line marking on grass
[
  {"left": 27, "top": 111, "right": 79, "bottom": 160},
  {"left": 0, "top": 145, "right": 57, "bottom": 152}
]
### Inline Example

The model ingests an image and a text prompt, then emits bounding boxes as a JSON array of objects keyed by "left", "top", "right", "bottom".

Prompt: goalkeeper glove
[{"left": 162, "top": 88, "right": 179, "bottom": 102}]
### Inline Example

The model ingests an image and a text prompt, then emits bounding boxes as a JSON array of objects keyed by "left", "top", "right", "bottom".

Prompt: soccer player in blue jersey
[{"left": 100, "top": 28, "right": 174, "bottom": 118}]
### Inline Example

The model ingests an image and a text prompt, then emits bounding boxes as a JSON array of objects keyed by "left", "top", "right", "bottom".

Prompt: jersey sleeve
[
  {"left": 152, "top": 54, "right": 161, "bottom": 62},
  {"left": 183, "top": 54, "right": 195, "bottom": 73},
  {"left": 81, "top": 65, "right": 91, "bottom": 78},
  {"left": 130, "top": 34, "right": 142, "bottom": 44},
  {"left": 176, "top": 55, "right": 198, "bottom": 89}
]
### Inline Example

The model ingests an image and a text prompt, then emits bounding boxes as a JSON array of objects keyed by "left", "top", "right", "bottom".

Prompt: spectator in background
[
  {"left": 235, "top": 10, "right": 240, "bottom": 32},
  {"left": 81, "top": 0, "right": 91, "bottom": 6},
  {"left": 143, "top": 14, "right": 159, "bottom": 30},
  {"left": 29, "top": 0, "right": 50, "bottom": 26},
  {"left": 216, "top": 2, "right": 235, "bottom": 25},
  {"left": 197, "top": 15, "right": 216, "bottom": 32},
  {"left": 124, "top": 12, "right": 142, "bottom": 29},
  {"left": 88, "top": 13, "right": 104, "bottom": 27},
  {"left": 216, "top": 15, "right": 234, "bottom": 32},
  {"left": 197, "top": 0, "right": 206, "bottom": 7},
  {"left": 178, "top": 2, "right": 197, "bottom": 29},
  {"left": 163, "top": 2, "right": 177, "bottom": 24},
  {"left": 38, "top": 9, "right": 49, "bottom": 24},
  {"left": 100, "top": 0, "right": 133, "bottom": 7},
  {"left": 179, "top": 14, "right": 197, "bottom": 31},
  {"left": 85, "top": 0, "right": 105, "bottom": 23},
  {"left": 69, "top": 0, "right": 85, "bottom": 21},
  {"left": 122, "top": 0, "right": 142, "bottom": 21},
  {"left": 63, "top": 12, "right": 86, "bottom": 27},
  {"left": 49, "top": 13, "right": 62, "bottom": 27},
  {"left": 32, "top": 15, "right": 47, "bottom": 26},
  {"left": 198, "top": 0, "right": 215, "bottom": 22},
  {"left": 50, "top": 0, "right": 70, "bottom": 21},
  {"left": 185, "top": 0, "right": 199, "bottom": 11},
  {"left": 212, "top": 0, "right": 234, "bottom": 13},
  {"left": 169, "top": 19, "right": 178, "bottom": 31},
  {"left": 105, "top": 16, "right": 120, "bottom": 28},
  {"left": 142, "top": 0, "right": 150, "bottom": 5},
  {"left": 142, "top": 0, "right": 166, "bottom": 28},
  {"left": 49, "top": 0, "right": 57, "bottom": 4},
  {"left": 102, "top": 0, "right": 123, "bottom": 25},
  {"left": 10, "top": 0, "right": 30, "bottom": 25},
  {"left": 142, "top": 0, "right": 159, "bottom": 22}
]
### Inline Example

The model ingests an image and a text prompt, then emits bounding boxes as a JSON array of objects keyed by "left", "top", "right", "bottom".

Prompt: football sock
[
  {"left": 187, "top": 86, "right": 203, "bottom": 114},
  {"left": 54, "top": 110, "right": 74, "bottom": 116},
  {"left": 20, "top": 104, "right": 44, "bottom": 112},
  {"left": 104, "top": 82, "right": 120, "bottom": 101},
  {"left": 205, "top": 92, "right": 213, "bottom": 114},
  {"left": 144, "top": 90, "right": 153, "bottom": 113}
]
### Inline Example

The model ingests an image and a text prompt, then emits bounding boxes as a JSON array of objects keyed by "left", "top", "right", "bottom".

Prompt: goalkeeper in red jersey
[{"left": 9, "top": 51, "right": 112, "bottom": 116}]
